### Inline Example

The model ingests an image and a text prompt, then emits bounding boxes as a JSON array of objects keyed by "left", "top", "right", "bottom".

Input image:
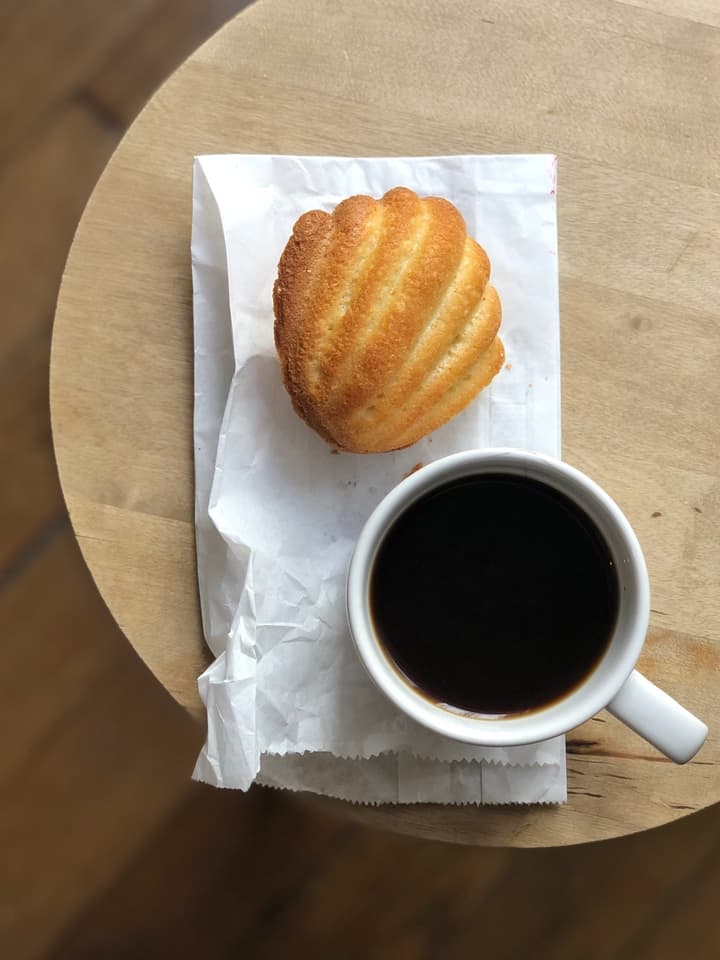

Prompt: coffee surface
[{"left": 370, "top": 474, "right": 619, "bottom": 715}]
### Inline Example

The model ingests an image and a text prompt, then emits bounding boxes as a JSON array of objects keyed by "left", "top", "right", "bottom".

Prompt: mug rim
[{"left": 346, "top": 448, "right": 650, "bottom": 746}]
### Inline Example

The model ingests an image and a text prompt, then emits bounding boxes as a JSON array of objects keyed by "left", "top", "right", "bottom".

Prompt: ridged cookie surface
[{"left": 273, "top": 187, "right": 503, "bottom": 453}]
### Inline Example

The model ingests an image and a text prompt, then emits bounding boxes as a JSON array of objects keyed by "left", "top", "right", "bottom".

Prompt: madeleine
[{"left": 273, "top": 187, "right": 503, "bottom": 453}]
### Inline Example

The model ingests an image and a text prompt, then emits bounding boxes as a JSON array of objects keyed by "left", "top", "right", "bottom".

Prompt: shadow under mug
[{"left": 347, "top": 449, "right": 708, "bottom": 764}]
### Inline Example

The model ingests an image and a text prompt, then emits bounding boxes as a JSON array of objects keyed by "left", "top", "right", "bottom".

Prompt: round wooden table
[{"left": 50, "top": 0, "right": 719, "bottom": 846}]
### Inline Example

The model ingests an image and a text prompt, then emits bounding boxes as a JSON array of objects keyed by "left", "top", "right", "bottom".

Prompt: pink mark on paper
[{"left": 549, "top": 155, "right": 557, "bottom": 196}]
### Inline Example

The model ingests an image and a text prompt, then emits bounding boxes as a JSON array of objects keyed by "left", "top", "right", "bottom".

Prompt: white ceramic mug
[{"left": 347, "top": 449, "right": 708, "bottom": 763}]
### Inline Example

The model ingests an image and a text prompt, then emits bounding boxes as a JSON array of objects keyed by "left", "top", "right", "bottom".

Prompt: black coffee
[{"left": 370, "top": 473, "right": 619, "bottom": 716}]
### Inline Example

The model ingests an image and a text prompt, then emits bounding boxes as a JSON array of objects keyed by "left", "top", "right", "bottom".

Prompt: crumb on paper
[
  {"left": 651, "top": 511, "right": 662, "bottom": 518},
  {"left": 694, "top": 506, "right": 703, "bottom": 514},
  {"left": 402, "top": 463, "right": 424, "bottom": 480},
  {"left": 528, "top": 383, "right": 533, "bottom": 389},
  {"left": 505, "top": 362, "right": 513, "bottom": 371}
]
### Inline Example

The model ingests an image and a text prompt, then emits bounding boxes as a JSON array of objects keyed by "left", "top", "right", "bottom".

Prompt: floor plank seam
[
  {"left": 0, "top": 514, "right": 69, "bottom": 595},
  {"left": 73, "top": 89, "right": 126, "bottom": 135}
]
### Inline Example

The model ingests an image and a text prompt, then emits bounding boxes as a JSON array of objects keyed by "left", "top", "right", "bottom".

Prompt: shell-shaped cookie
[{"left": 273, "top": 187, "right": 503, "bottom": 453}]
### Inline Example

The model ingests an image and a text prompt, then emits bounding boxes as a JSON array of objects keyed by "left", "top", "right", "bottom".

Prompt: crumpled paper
[{"left": 191, "top": 154, "right": 565, "bottom": 804}]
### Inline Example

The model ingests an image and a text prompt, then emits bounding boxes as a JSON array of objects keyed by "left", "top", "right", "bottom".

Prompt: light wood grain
[
  {"left": 619, "top": 0, "right": 720, "bottom": 28},
  {"left": 50, "top": 0, "right": 720, "bottom": 846}
]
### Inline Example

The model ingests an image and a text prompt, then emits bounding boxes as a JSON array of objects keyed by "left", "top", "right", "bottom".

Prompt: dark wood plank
[
  {"left": 430, "top": 806, "right": 720, "bottom": 960},
  {"left": 629, "top": 863, "right": 720, "bottom": 959},
  {"left": 0, "top": 103, "right": 120, "bottom": 568},
  {"left": 46, "top": 784, "right": 511, "bottom": 960},
  {"left": 0, "top": 0, "right": 159, "bottom": 159},
  {"left": 0, "top": 328, "right": 63, "bottom": 570},
  {"left": 37, "top": 793, "right": 720, "bottom": 960},
  {"left": 0, "top": 530, "right": 199, "bottom": 960},
  {"left": 1, "top": 529, "right": 128, "bottom": 783},
  {"left": 225, "top": 804, "right": 720, "bottom": 960},
  {"left": 244, "top": 818, "right": 512, "bottom": 960},
  {"left": 0, "top": 102, "right": 119, "bottom": 358},
  {"left": 48, "top": 786, "right": 352, "bottom": 959},
  {"left": 86, "top": 0, "right": 252, "bottom": 124}
]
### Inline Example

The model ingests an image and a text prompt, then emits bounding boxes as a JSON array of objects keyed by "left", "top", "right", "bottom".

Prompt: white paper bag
[{"left": 191, "top": 154, "right": 565, "bottom": 804}]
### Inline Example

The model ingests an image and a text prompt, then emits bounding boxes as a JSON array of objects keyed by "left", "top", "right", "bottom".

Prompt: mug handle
[{"left": 607, "top": 671, "right": 708, "bottom": 764}]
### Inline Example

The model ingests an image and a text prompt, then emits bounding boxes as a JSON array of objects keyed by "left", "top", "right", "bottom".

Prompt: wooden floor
[{"left": 1, "top": 2, "right": 719, "bottom": 957}]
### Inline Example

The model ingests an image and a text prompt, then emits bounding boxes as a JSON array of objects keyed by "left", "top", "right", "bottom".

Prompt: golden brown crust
[{"left": 273, "top": 187, "right": 504, "bottom": 453}]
